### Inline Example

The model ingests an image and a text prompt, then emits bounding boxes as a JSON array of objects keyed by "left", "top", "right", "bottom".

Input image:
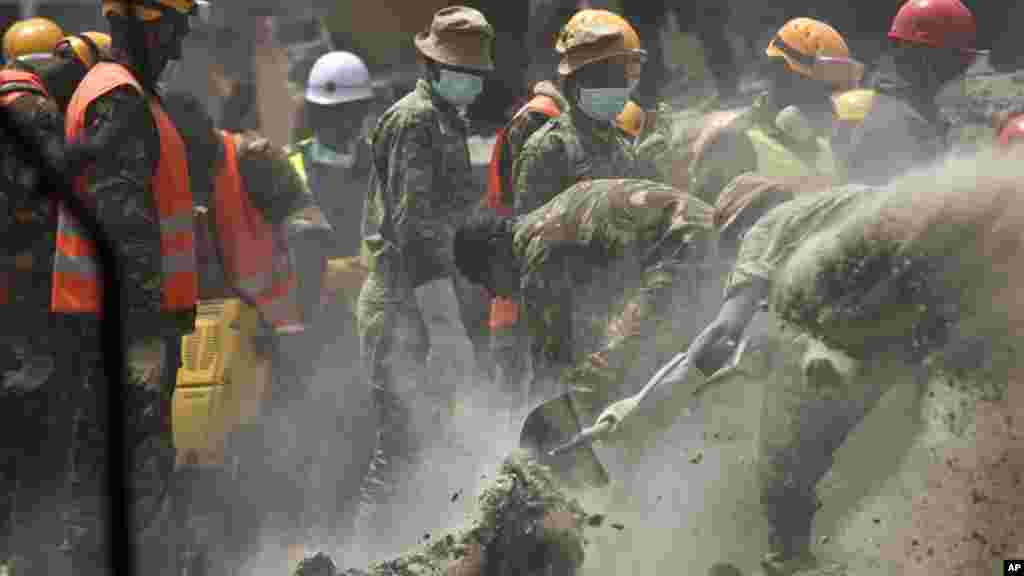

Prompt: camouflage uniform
[
  {"left": 511, "top": 100, "right": 640, "bottom": 216},
  {"left": 59, "top": 85, "right": 193, "bottom": 575},
  {"left": 723, "top": 183, "right": 898, "bottom": 560},
  {"left": 496, "top": 93, "right": 647, "bottom": 406},
  {"left": 511, "top": 179, "right": 714, "bottom": 475},
  {"left": 358, "top": 79, "right": 482, "bottom": 501},
  {"left": 0, "top": 70, "right": 69, "bottom": 573}
]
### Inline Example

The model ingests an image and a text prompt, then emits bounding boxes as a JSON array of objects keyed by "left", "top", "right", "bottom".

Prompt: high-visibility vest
[
  {"left": 212, "top": 130, "right": 304, "bottom": 334},
  {"left": 0, "top": 69, "right": 50, "bottom": 307},
  {"left": 485, "top": 94, "right": 561, "bottom": 331},
  {"left": 287, "top": 138, "right": 311, "bottom": 187},
  {"left": 485, "top": 94, "right": 561, "bottom": 216},
  {"left": 52, "top": 62, "right": 197, "bottom": 314}
]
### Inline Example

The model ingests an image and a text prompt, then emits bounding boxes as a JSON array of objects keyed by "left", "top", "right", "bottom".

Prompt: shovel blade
[{"left": 519, "top": 394, "right": 610, "bottom": 489}]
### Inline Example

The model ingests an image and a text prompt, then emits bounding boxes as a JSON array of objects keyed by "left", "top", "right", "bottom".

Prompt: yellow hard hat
[
  {"left": 3, "top": 17, "right": 66, "bottom": 62},
  {"left": 616, "top": 100, "right": 645, "bottom": 137},
  {"left": 766, "top": 18, "right": 850, "bottom": 80},
  {"left": 831, "top": 89, "right": 876, "bottom": 124},
  {"left": 102, "top": 0, "right": 201, "bottom": 22},
  {"left": 55, "top": 32, "right": 112, "bottom": 69},
  {"left": 556, "top": 9, "right": 646, "bottom": 78}
]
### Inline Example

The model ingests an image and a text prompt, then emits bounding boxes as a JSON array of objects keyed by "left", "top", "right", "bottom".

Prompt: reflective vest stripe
[
  {"left": 288, "top": 142, "right": 309, "bottom": 186},
  {"left": 53, "top": 62, "right": 197, "bottom": 314},
  {"left": 214, "top": 130, "right": 303, "bottom": 332}
]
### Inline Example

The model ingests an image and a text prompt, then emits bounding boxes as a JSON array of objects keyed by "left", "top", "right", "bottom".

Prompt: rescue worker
[
  {"left": 491, "top": 10, "right": 648, "bottom": 410},
  {"left": 843, "top": 0, "right": 982, "bottom": 185},
  {"left": 591, "top": 179, "right": 902, "bottom": 575},
  {"left": 289, "top": 50, "right": 375, "bottom": 258},
  {"left": 454, "top": 178, "right": 715, "bottom": 487},
  {"left": 50, "top": 0, "right": 199, "bottom": 573},
  {"left": 681, "top": 18, "right": 861, "bottom": 207},
  {"left": 162, "top": 90, "right": 336, "bottom": 573},
  {"left": 357, "top": 4, "right": 494, "bottom": 519},
  {"left": 0, "top": 16, "right": 67, "bottom": 574},
  {"left": 510, "top": 9, "right": 647, "bottom": 216},
  {"left": 0, "top": 21, "right": 112, "bottom": 576}
]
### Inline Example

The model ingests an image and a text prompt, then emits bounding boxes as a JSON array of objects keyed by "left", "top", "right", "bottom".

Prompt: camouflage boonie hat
[{"left": 414, "top": 5, "right": 495, "bottom": 72}]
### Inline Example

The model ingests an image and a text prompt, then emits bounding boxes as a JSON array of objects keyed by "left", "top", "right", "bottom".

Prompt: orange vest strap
[
  {"left": 486, "top": 95, "right": 562, "bottom": 215},
  {"left": 0, "top": 69, "right": 48, "bottom": 106},
  {"left": 212, "top": 130, "right": 303, "bottom": 332}
]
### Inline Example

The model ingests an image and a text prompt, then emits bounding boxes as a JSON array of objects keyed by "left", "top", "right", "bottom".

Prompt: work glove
[{"left": 593, "top": 394, "right": 641, "bottom": 442}]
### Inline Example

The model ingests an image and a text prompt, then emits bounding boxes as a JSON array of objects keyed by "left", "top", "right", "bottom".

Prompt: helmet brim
[{"left": 305, "top": 84, "right": 374, "bottom": 106}]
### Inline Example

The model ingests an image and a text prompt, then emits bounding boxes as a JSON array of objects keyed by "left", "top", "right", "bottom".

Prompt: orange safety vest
[
  {"left": 52, "top": 62, "right": 197, "bottom": 314},
  {"left": 0, "top": 69, "right": 50, "bottom": 307},
  {"left": 212, "top": 130, "right": 303, "bottom": 334},
  {"left": 485, "top": 94, "right": 561, "bottom": 331}
]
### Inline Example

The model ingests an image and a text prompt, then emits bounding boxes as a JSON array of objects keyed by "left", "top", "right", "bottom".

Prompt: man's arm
[
  {"left": 81, "top": 87, "right": 164, "bottom": 331},
  {"left": 511, "top": 129, "right": 571, "bottom": 216}
]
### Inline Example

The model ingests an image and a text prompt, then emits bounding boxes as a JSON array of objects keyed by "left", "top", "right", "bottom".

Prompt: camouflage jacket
[
  {"left": 0, "top": 81, "right": 63, "bottom": 323},
  {"left": 77, "top": 85, "right": 194, "bottom": 336},
  {"left": 511, "top": 178, "right": 714, "bottom": 379},
  {"left": 363, "top": 79, "right": 478, "bottom": 287},
  {"left": 510, "top": 99, "right": 640, "bottom": 217},
  {"left": 726, "top": 183, "right": 877, "bottom": 300}
]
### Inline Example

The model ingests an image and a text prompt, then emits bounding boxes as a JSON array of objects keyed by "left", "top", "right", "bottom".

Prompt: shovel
[{"left": 536, "top": 337, "right": 749, "bottom": 458}]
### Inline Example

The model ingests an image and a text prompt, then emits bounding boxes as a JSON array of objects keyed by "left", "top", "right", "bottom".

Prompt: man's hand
[{"left": 594, "top": 395, "right": 641, "bottom": 442}]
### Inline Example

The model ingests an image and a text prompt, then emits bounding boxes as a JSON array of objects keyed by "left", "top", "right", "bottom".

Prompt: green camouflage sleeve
[
  {"left": 83, "top": 87, "right": 164, "bottom": 326},
  {"left": 387, "top": 120, "right": 436, "bottom": 254},
  {"left": 512, "top": 128, "right": 572, "bottom": 216},
  {"left": 575, "top": 196, "right": 715, "bottom": 384}
]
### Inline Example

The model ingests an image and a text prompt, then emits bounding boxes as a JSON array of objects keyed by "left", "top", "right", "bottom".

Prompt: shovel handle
[{"left": 548, "top": 419, "right": 613, "bottom": 456}]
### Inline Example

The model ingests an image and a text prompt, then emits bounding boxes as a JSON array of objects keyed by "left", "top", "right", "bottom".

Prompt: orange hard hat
[
  {"left": 766, "top": 18, "right": 850, "bottom": 80},
  {"left": 556, "top": 9, "right": 646, "bottom": 78},
  {"left": 2, "top": 17, "right": 65, "bottom": 62},
  {"left": 55, "top": 32, "right": 112, "bottom": 69}
]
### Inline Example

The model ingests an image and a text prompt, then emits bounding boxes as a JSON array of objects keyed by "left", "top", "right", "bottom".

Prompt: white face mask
[
  {"left": 311, "top": 138, "right": 356, "bottom": 169},
  {"left": 432, "top": 69, "right": 485, "bottom": 107},
  {"left": 577, "top": 86, "right": 631, "bottom": 123}
]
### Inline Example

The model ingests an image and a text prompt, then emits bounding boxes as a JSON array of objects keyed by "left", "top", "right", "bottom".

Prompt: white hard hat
[{"left": 305, "top": 51, "right": 373, "bottom": 106}]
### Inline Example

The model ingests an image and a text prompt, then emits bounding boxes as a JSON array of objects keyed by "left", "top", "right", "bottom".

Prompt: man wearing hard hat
[{"left": 51, "top": 1, "right": 202, "bottom": 573}]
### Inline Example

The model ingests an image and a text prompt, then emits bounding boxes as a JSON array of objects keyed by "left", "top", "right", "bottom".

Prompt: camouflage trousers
[
  {"left": 356, "top": 264, "right": 487, "bottom": 515},
  {"left": 62, "top": 329, "right": 181, "bottom": 576}
]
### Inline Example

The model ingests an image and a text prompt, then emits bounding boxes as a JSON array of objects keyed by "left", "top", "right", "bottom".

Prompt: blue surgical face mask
[
  {"left": 432, "top": 69, "right": 485, "bottom": 107},
  {"left": 578, "top": 87, "right": 631, "bottom": 123},
  {"left": 311, "top": 138, "right": 356, "bottom": 169}
]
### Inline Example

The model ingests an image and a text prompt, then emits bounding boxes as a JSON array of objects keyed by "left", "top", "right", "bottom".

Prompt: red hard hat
[
  {"left": 888, "top": 0, "right": 979, "bottom": 54},
  {"left": 997, "top": 113, "right": 1024, "bottom": 148}
]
